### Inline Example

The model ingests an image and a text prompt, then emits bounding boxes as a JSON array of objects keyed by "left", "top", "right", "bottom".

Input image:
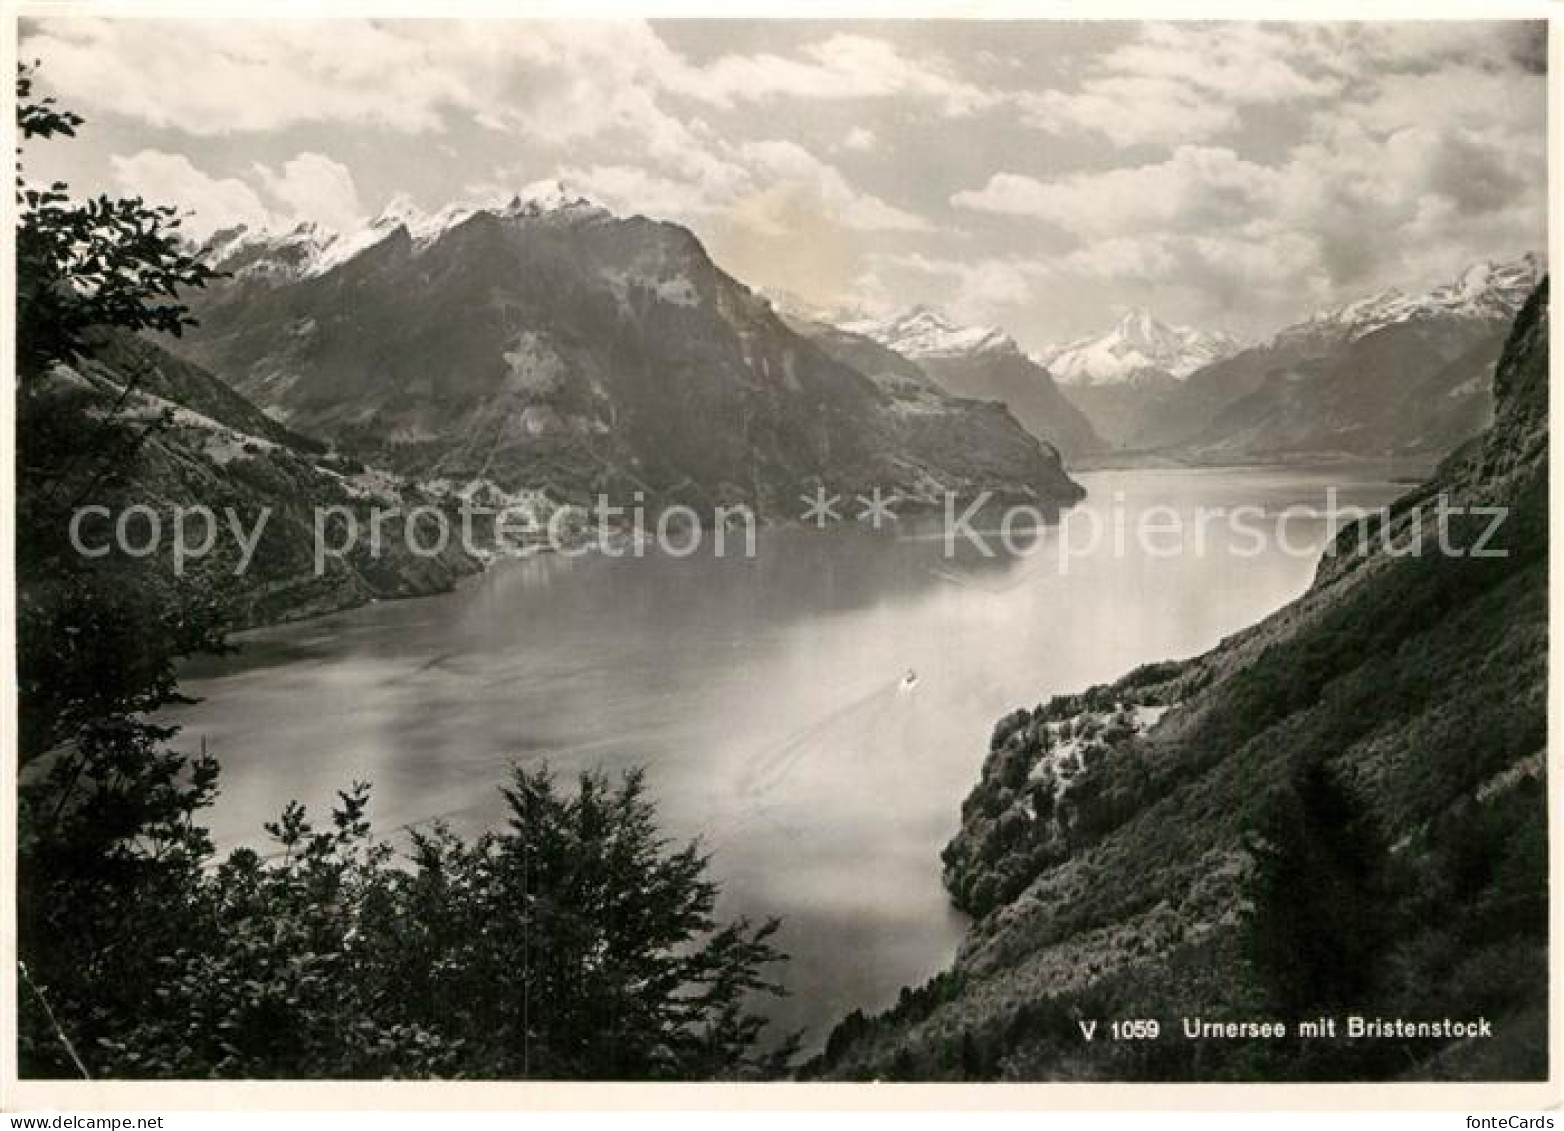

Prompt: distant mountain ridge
[
  {"left": 1274, "top": 253, "right": 1544, "bottom": 353},
  {"left": 1072, "top": 253, "right": 1544, "bottom": 460},
  {"left": 840, "top": 306, "right": 1018, "bottom": 360}
]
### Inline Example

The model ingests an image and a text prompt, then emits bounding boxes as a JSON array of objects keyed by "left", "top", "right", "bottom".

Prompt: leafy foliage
[
  {"left": 362, "top": 767, "right": 795, "bottom": 1080},
  {"left": 15, "top": 62, "right": 231, "bottom": 763},
  {"left": 16, "top": 64, "right": 218, "bottom": 382},
  {"left": 1241, "top": 762, "right": 1389, "bottom": 1019},
  {"left": 24, "top": 765, "right": 791, "bottom": 1080}
]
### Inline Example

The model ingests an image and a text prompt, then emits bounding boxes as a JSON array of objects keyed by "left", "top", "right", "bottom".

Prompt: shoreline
[{"left": 217, "top": 451, "right": 1424, "bottom": 640}]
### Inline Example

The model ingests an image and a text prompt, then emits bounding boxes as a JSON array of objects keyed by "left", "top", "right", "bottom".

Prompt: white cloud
[
  {"left": 843, "top": 127, "right": 878, "bottom": 152},
  {"left": 109, "top": 150, "right": 272, "bottom": 238},
  {"left": 1350, "top": 65, "right": 1546, "bottom": 138},
  {"left": 1016, "top": 21, "right": 1546, "bottom": 152},
  {"left": 253, "top": 153, "right": 363, "bottom": 233},
  {"left": 955, "top": 24, "right": 1544, "bottom": 307},
  {"left": 738, "top": 140, "right": 928, "bottom": 232},
  {"left": 26, "top": 19, "right": 999, "bottom": 137},
  {"left": 953, "top": 147, "right": 1278, "bottom": 236},
  {"left": 28, "top": 20, "right": 467, "bottom": 134},
  {"left": 1034, "top": 226, "right": 1338, "bottom": 334},
  {"left": 874, "top": 251, "right": 1049, "bottom": 323},
  {"left": 109, "top": 149, "right": 365, "bottom": 239},
  {"left": 671, "top": 34, "right": 996, "bottom": 117},
  {"left": 384, "top": 24, "right": 934, "bottom": 239},
  {"left": 1018, "top": 78, "right": 1238, "bottom": 149},
  {"left": 40, "top": 15, "right": 928, "bottom": 245},
  {"left": 502, "top": 137, "right": 928, "bottom": 238},
  {"left": 551, "top": 164, "right": 714, "bottom": 221},
  {"left": 1051, "top": 226, "right": 1326, "bottom": 292},
  {"left": 25, "top": 19, "right": 705, "bottom": 141},
  {"left": 1106, "top": 23, "right": 1343, "bottom": 105},
  {"left": 27, "top": 18, "right": 1547, "bottom": 343},
  {"left": 1023, "top": 23, "right": 1343, "bottom": 147},
  {"left": 1327, "top": 21, "right": 1544, "bottom": 78},
  {"left": 872, "top": 226, "right": 1338, "bottom": 342},
  {"left": 1276, "top": 115, "right": 1543, "bottom": 287}
]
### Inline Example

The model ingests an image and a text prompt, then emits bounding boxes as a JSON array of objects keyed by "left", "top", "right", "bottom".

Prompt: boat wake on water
[
  {"left": 230, "top": 670, "right": 922, "bottom": 866},
  {"left": 698, "top": 672, "right": 921, "bottom": 852}
]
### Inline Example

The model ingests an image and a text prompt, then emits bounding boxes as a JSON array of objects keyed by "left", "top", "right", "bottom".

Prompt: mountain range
[
  {"left": 1052, "top": 254, "right": 1543, "bottom": 460},
  {"left": 790, "top": 254, "right": 1538, "bottom": 470},
  {"left": 173, "top": 188, "right": 1084, "bottom": 517},
  {"left": 135, "top": 186, "right": 1543, "bottom": 631},
  {"left": 837, "top": 306, "right": 1103, "bottom": 460},
  {"left": 1273, "top": 255, "right": 1543, "bottom": 353}
]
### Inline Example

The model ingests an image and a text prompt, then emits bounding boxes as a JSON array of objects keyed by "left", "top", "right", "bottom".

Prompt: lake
[{"left": 165, "top": 465, "right": 1415, "bottom": 1045}]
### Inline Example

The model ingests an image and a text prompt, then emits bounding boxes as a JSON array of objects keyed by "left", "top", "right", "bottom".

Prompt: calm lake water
[{"left": 166, "top": 465, "right": 1414, "bottom": 1045}]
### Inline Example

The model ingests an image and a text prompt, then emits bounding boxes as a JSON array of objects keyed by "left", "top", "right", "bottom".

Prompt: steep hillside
[
  {"left": 34, "top": 334, "right": 485, "bottom": 628},
  {"left": 81, "top": 329, "right": 324, "bottom": 453},
  {"left": 811, "top": 281, "right": 1549, "bottom": 1082},
  {"left": 784, "top": 316, "right": 1079, "bottom": 490},
  {"left": 838, "top": 307, "right": 1104, "bottom": 460},
  {"left": 1176, "top": 318, "right": 1506, "bottom": 463},
  {"left": 1060, "top": 375, "right": 1182, "bottom": 454},
  {"left": 171, "top": 196, "right": 1082, "bottom": 516}
]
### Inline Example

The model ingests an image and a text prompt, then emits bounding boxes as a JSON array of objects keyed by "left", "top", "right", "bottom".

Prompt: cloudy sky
[{"left": 18, "top": 18, "right": 1547, "bottom": 347}]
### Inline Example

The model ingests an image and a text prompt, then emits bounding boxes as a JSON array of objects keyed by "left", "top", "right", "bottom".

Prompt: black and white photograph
[{"left": 3, "top": 5, "right": 1555, "bottom": 1108}]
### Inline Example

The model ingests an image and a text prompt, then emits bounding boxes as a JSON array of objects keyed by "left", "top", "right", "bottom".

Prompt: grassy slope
[{"left": 45, "top": 334, "right": 483, "bottom": 629}]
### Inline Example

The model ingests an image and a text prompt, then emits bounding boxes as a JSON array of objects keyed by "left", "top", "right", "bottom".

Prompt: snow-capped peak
[
  {"left": 840, "top": 305, "right": 1018, "bottom": 359},
  {"left": 365, "top": 195, "right": 492, "bottom": 249},
  {"left": 202, "top": 184, "right": 613, "bottom": 283},
  {"left": 510, "top": 178, "right": 605, "bottom": 217},
  {"left": 1275, "top": 252, "right": 1544, "bottom": 349},
  {"left": 197, "top": 221, "right": 335, "bottom": 282},
  {"left": 367, "top": 184, "right": 603, "bottom": 250},
  {"left": 1038, "top": 308, "right": 1242, "bottom": 387}
]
